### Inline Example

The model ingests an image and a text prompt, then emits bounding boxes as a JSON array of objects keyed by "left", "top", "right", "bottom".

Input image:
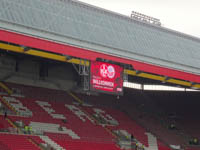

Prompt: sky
[{"left": 79, "top": 0, "right": 200, "bottom": 38}]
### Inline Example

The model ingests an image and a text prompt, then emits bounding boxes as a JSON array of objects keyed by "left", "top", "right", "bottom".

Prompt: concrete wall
[{"left": 0, "top": 54, "right": 77, "bottom": 91}]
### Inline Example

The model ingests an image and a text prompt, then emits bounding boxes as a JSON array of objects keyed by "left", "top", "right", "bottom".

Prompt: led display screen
[{"left": 90, "top": 61, "right": 123, "bottom": 95}]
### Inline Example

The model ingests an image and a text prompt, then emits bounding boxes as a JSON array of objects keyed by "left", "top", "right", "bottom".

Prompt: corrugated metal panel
[{"left": 0, "top": 0, "right": 200, "bottom": 70}]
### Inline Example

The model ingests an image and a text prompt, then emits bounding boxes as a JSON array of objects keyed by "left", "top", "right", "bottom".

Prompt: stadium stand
[
  {"left": 1, "top": 77, "right": 200, "bottom": 150},
  {"left": 0, "top": 81, "right": 199, "bottom": 150},
  {"left": 0, "top": 134, "right": 41, "bottom": 150},
  {"left": 144, "top": 91, "right": 200, "bottom": 139},
  {"left": 120, "top": 90, "right": 189, "bottom": 145},
  {"left": 75, "top": 89, "right": 200, "bottom": 150},
  {"left": 0, "top": 82, "right": 175, "bottom": 150},
  {"left": 4, "top": 83, "right": 196, "bottom": 149},
  {"left": 0, "top": 83, "right": 121, "bottom": 149}
]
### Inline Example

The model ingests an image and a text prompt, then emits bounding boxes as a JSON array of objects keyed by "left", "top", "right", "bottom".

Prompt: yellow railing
[
  {"left": 68, "top": 92, "right": 84, "bottom": 105},
  {"left": 0, "top": 82, "right": 13, "bottom": 95},
  {"left": 0, "top": 96, "right": 19, "bottom": 115},
  {"left": 28, "top": 138, "right": 43, "bottom": 150}
]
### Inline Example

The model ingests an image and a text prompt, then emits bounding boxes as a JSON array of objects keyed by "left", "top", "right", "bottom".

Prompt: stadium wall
[{"left": 0, "top": 29, "right": 200, "bottom": 83}]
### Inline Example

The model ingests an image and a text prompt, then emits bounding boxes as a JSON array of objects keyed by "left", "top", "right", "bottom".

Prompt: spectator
[
  {"left": 193, "top": 138, "right": 199, "bottom": 145},
  {"left": 168, "top": 123, "right": 176, "bottom": 130},
  {"left": 135, "top": 143, "right": 138, "bottom": 150},
  {"left": 62, "top": 119, "right": 67, "bottom": 123},
  {"left": 189, "top": 138, "right": 199, "bottom": 145},
  {"left": 4, "top": 110, "right": 7, "bottom": 119},
  {"left": 141, "top": 145, "right": 145, "bottom": 150},
  {"left": 131, "top": 134, "right": 135, "bottom": 141},
  {"left": 24, "top": 126, "right": 29, "bottom": 134},
  {"left": 29, "top": 126, "right": 32, "bottom": 134},
  {"left": 58, "top": 125, "right": 63, "bottom": 131},
  {"left": 189, "top": 138, "right": 193, "bottom": 145}
]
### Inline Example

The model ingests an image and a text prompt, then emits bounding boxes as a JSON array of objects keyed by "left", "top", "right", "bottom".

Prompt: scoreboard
[{"left": 90, "top": 61, "right": 124, "bottom": 95}]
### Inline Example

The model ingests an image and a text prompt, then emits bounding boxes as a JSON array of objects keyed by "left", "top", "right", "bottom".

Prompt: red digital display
[{"left": 90, "top": 61, "right": 123, "bottom": 95}]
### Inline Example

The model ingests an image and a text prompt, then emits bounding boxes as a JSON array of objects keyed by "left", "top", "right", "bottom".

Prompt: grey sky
[{"left": 79, "top": 0, "right": 200, "bottom": 38}]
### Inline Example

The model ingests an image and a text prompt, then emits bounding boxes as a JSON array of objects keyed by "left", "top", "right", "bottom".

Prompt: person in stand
[
  {"left": 193, "top": 138, "right": 199, "bottom": 145},
  {"left": 168, "top": 123, "right": 176, "bottom": 130},
  {"left": 24, "top": 126, "right": 29, "bottom": 134},
  {"left": 29, "top": 126, "right": 32, "bottom": 134},
  {"left": 4, "top": 109, "right": 7, "bottom": 119},
  {"left": 135, "top": 143, "right": 138, "bottom": 150},
  {"left": 141, "top": 145, "right": 145, "bottom": 150},
  {"left": 131, "top": 134, "right": 135, "bottom": 141}
]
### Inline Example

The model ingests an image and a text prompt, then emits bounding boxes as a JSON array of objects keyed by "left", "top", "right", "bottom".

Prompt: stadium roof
[{"left": 0, "top": 0, "right": 200, "bottom": 82}]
